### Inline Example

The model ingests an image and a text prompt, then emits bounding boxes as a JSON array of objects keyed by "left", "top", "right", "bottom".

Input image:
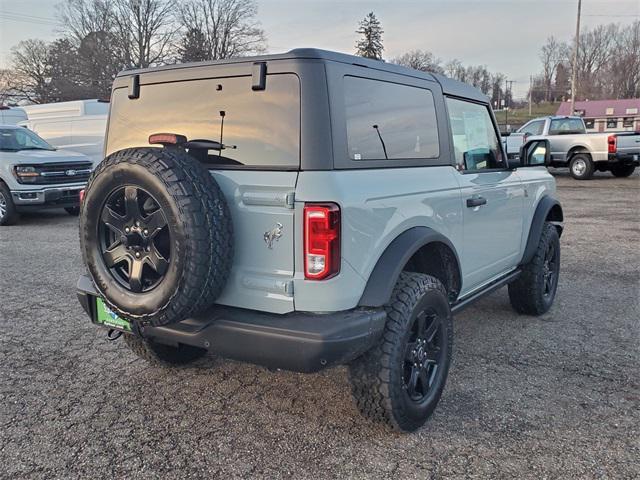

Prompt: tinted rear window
[
  {"left": 344, "top": 76, "right": 439, "bottom": 161},
  {"left": 107, "top": 74, "right": 300, "bottom": 168},
  {"left": 549, "top": 118, "right": 585, "bottom": 134}
]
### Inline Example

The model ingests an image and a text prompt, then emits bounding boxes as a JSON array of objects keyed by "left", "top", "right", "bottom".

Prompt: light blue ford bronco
[{"left": 77, "top": 49, "right": 563, "bottom": 431}]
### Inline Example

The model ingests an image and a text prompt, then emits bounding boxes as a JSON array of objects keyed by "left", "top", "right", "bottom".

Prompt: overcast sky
[{"left": 1, "top": 0, "right": 638, "bottom": 98}]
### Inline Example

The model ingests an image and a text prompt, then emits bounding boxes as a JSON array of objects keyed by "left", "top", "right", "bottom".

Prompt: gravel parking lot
[{"left": 1, "top": 171, "right": 638, "bottom": 479}]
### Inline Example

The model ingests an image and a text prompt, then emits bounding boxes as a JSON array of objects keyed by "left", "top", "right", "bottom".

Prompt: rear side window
[
  {"left": 344, "top": 76, "right": 439, "bottom": 160},
  {"left": 107, "top": 74, "right": 300, "bottom": 168},
  {"left": 520, "top": 120, "right": 544, "bottom": 136}
]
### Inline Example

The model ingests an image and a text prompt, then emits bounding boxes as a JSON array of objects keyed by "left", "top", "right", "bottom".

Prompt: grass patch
[{"left": 494, "top": 102, "right": 560, "bottom": 130}]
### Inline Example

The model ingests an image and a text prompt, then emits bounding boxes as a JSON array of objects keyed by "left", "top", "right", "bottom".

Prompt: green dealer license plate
[{"left": 95, "top": 298, "right": 131, "bottom": 332}]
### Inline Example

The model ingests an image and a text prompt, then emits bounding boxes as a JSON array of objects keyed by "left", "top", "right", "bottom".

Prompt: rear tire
[
  {"left": 80, "top": 147, "right": 233, "bottom": 327},
  {"left": 0, "top": 182, "right": 18, "bottom": 226},
  {"left": 569, "top": 154, "right": 594, "bottom": 180},
  {"left": 123, "top": 334, "right": 207, "bottom": 366},
  {"left": 508, "top": 223, "right": 560, "bottom": 315},
  {"left": 349, "top": 272, "right": 453, "bottom": 432},
  {"left": 65, "top": 206, "right": 80, "bottom": 216},
  {"left": 610, "top": 164, "right": 636, "bottom": 178}
]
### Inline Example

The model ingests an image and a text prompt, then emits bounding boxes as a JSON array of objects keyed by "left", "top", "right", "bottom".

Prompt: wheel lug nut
[
  {"left": 125, "top": 227, "right": 130, "bottom": 233},
  {"left": 135, "top": 221, "right": 140, "bottom": 227},
  {"left": 146, "top": 246, "right": 150, "bottom": 252},
  {"left": 143, "top": 229, "right": 148, "bottom": 235},
  {"left": 135, "top": 252, "right": 141, "bottom": 258}
]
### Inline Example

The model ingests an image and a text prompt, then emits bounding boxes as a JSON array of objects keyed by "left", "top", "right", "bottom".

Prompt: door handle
[{"left": 466, "top": 197, "right": 487, "bottom": 208}]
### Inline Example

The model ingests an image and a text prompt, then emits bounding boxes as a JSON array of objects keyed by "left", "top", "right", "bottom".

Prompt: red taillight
[
  {"left": 304, "top": 203, "right": 340, "bottom": 280},
  {"left": 148, "top": 133, "right": 187, "bottom": 146},
  {"left": 79, "top": 189, "right": 85, "bottom": 203},
  {"left": 608, "top": 135, "right": 617, "bottom": 154}
]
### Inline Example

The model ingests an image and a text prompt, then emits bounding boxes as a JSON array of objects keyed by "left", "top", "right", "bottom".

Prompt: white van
[
  {"left": 0, "top": 106, "right": 28, "bottom": 125},
  {"left": 21, "top": 100, "right": 108, "bottom": 165}
]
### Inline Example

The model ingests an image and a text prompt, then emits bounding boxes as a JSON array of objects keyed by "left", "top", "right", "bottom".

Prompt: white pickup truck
[{"left": 503, "top": 116, "right": 639, "bottom": 179}]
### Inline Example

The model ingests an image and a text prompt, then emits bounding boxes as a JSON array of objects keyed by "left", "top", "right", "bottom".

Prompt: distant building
[{"left": 556, "top": 99, "right": 640, "bottom": 132}]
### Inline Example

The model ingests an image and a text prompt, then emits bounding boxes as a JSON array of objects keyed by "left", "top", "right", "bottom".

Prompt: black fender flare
[
  {"left": 520, "top": 196, "right": 563, "bottom": 265},
  {"left": 358, "top": 226, "right": 461, "bottom": 308}
]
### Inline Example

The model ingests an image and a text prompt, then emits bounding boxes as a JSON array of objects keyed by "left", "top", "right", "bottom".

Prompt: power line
[
  {"left": 0, "top": 12, "right": 59, "bottom": 26},
  {"left": 0, "top": 11, "right": 57, "bottom": 22},
  {"left": 583, "top": 14, "right": 640, "bottom": 17}
]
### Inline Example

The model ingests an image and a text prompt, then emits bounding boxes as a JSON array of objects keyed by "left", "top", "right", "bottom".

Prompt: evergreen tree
[
  {"left": 177, "top": 28, "right": 210, "bottom": 63},
  {"left": 355, "top": 12, "right": 384, "bottom": 60}
]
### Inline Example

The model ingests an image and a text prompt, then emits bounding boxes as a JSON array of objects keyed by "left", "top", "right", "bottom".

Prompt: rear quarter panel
[{"left": 294, "top": 167, "right": 463, "bottom": 312}]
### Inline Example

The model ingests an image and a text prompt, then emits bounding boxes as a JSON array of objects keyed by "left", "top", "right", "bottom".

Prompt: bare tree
[
  {"left": 112, "top": 0, "right": 178, "bottom": 68},
  {"left": 355, "top": 12, "right": 384, "bottom": 60},
  {"left": 58, "top": 0, "right": 115, "bottom": 45},
  {"left": 10, "top": 40, "right": 53, "bottom": 103},
  {"left": 490, "top": 72, "right": 506, "bottom": 106},
  {"left": 178, "top": 0, "right": 266, "bottom": 61},
  {"left": 539, "top": 36, "right": 570, "bottom": 102},
  {"left": 444, "top": 59, "right": 465, "bottom": 81},
  {"left": 554, "top": 63, "right": 570, "bottom": 101},
  {"left": 607, "top": 21, "right": 640, "bottom": 98},
  {"left": 391, "top": 49, "right": 443, "bottom": 74},
  {"left": 464, "top": 65, "right": 492, "bottom": 95},
  {"left": 0, "top": 69, "right": 18, "bottom": 104},
  {"left": 535, "top": 22, "right": 639, "bottom": 101},
  {"left": 574, "top": 23, "right": 618, "bottom": 99}
]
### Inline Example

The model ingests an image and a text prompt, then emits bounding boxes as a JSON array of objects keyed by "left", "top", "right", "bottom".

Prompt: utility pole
[
  {"left": 529, "top": 75, "right": 533, "bottom": 117},
  {"left": 570, "top": 0, "right": 582, "bottom": 115}
]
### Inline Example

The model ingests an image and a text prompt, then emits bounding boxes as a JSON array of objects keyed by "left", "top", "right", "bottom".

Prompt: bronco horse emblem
[{"left": 263, "top": 222, "right": 284, "bottom": 249}]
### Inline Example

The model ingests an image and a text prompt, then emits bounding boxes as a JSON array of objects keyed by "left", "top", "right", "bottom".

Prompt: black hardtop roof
[{"left": 119, "top": 48, "right": 488, "bottom": 103}]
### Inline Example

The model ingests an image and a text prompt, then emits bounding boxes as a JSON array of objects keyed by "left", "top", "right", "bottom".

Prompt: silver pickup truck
[{"left": 503, "top": 116, "right": 639, "bottom": 179}]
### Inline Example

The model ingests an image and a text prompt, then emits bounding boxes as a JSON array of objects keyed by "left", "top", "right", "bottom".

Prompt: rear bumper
[
  {"left": 11, "top": 184, "right": 84, "bottom": 209},
  {"left": 77, "top": 274, "right": 386, "bottom": 373},
  {"left": 608, "top": 152, "right": 639, "bottom": 166}
]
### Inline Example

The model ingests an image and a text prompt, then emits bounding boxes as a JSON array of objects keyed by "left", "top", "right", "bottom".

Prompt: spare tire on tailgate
[{"left": 80, "top": 147, "right": 233, "bottom": 327}]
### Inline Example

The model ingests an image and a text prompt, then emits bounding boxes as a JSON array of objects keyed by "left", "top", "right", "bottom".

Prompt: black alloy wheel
[
  {"left": 403, "top": 309, "right": 445, "bottom": 402},
  {"left": 99, "top": 185, "right": 171, "bottom": 293},
  {"left": 80, "top": 147, "right": 233, "bottom": 326},
  {"left": 349, "top": 272, "right": 453, "bottom": 431},
  {"left": 508, "top": 222, "right": 561, "bottom": 315}
]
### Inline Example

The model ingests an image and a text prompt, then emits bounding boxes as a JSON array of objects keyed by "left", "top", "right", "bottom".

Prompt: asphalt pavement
[{"left": 1, "top": 170, "right": 638, "bottom": 479}]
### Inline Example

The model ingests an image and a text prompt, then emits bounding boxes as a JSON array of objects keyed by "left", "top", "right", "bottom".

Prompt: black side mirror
[
  {"left": 507, "top": 158, "right": 521, "bottom": 169},
  {"left": 519, "top": 139, "right": 551, "bottom": 167}
]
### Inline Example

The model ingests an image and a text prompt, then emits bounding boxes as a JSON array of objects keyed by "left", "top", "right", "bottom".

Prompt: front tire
[
  {"left": 508, "top": 223, "right": 560, "bottom": 315},
  {"left": 610, "top": 164, "right": 636, "bottom": 178},
  {"left": 569, "top": 154, "right": 594, "bottom": 180},
  {"left": 349, "top": 272, "right": 453, "bottom": 432},
  {"left": 123, "top": 334, "right": 207, "bottom": 366},
  {"left": 0, "top": 182, "right": 18, "bottom": 226}
]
